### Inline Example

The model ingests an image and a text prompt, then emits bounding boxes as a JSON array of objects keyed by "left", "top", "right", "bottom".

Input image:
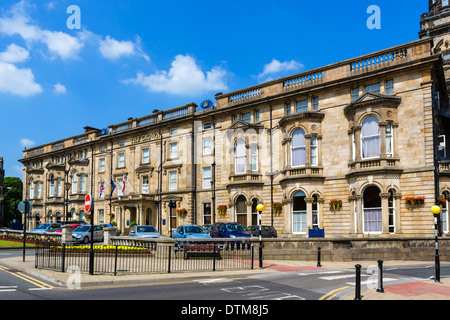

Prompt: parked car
[
  {"left": 55, "top": 224, "right": 81, "bottom": 233},
  {"left": 173, "top": 225, "right": 211, "bottom": 239},
  {"left": 72, "top": 225, "right": 104, "bottom": 244},
  {"left": 31, "top": 223, "right": 61, "bottom": 233},
  {"left": 128, "top": 225, "right": 161, "bottom": 238},
  {"left": 247, "top": 225, "right": 278, "bottom": 238},
  {"left": 209, "top": 222, "right": 251, "bottom": 238}
]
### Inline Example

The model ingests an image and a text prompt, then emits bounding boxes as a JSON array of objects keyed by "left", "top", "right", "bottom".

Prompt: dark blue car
[{"left": 209, "top": 222, "right": 251, "bottom": 238}]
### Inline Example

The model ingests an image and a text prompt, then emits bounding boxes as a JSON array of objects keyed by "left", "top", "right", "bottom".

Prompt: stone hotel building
[{"left": 19, "top": 1, "right": 450, "bottom": 238}]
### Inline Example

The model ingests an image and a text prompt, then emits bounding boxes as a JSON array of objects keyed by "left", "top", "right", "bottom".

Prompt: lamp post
[
  {"left": 431, "top": 205, "right": 441, "bottom": 283},
  {"left": 64, "top": 182, "right": 71, "bottom": 222},
  {"left": 256, "top": 203, "right": 264, "bottom": 269}
]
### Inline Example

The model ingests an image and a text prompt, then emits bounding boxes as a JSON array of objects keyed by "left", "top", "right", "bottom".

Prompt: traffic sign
[
  {"left": 18, "top": 201, "right": 32, "bottom": 214},
  {"left": 84, "top": 194, "right": 93, "bottom": 213}
]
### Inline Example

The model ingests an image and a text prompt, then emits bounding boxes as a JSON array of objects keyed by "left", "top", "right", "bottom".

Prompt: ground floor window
[
  {"left": 363, "top": 186, "right": 382, "bottom": 234},
  {"left": 203, "top": 203, "right": 211, "bottom": 225},
  {"left": 292, "top": 191, "right": 307, "bottom": 233},
  {"left": 442, "top": 192, "right": 449, "bottom": 234},
  {"left": 236, "top": 195, "right": 247, "bottom": 227},
  {"left": 388, "top": 189, "right": 395, "bottom": 233}
]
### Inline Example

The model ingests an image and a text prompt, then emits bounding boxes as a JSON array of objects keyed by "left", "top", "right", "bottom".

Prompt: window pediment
[
  {"left": 344, "top": 92, "right": 401, "bottom": 119},
  {"left": 279, "top": 111, "right": 325, "bottom": 128},
  {"left": 229, "top": 120, "right": 264, "bottom": 131}
]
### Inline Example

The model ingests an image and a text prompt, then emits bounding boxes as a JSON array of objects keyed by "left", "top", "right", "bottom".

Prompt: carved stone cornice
[{"left": 279, "top": 111, "right": 325, "bottom": 128}]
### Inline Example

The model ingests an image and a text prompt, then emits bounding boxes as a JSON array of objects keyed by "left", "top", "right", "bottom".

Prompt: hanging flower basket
[
  {"left": 404, "top": 196, "right": 425, "bottom": 206},
  {"left": 437, "top": 195, "right": 446, "bottom": 207},
  {"left": 329, "top": 199, "right": 342, "bottom": 211},
  {"left": 272, "top": 202, "right": 283, "bottom": 214},
  {"left": 176, "top": 208, "right": 188, "bottom": 217},
  {"left": 108, "top": 213, "right": 115, "bottom": 220},
  {"left": 85, "top": 213, "right": 91, "bottom": 221},
  {"left": 217, "top": 205, "right": 228, "bottom": 216}
]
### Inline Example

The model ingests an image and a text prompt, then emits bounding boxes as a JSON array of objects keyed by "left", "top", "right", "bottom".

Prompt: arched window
[
  {"left": 72, "top": 171, "right": 78, "bottom": 194},
  {"left": 57, "top": 178, "right": 62, "bottom": 196},
  {"left": 235, "top": 195, "right": 247, "bottom": 226},
  {"left": 312, "top": 194, "right": 319, "bottom": 227},
  {"left": 29, "top": 178, "right": 34, "bottom": 199},
  {"left": 235, "top": 139, "right": 247, "bottom": 174},
  {"left": 292, "top": 191, "right": 307, "bottom": 233},
  {"left": 56, "top": 212, "right": 61, "bottom": 223},
  {"left": 363, "top": 186, "right": 382, "bottom": 233},
  {"left": 388, "top": 189, "right": 395, "bottom": 233},
  {"left": 79, "top": 210, "right": 85, "bottom": 221},
  {"left": 80, "top": 174, "right": 86, "bottom": 193},
  {"left": 442, "top": 191, "right": 449, "bottom": 234},
  {"left": 361, "top": 116, "right": 380, "bottom": 159},
  {"left": 251, "top": 198, "right": 259, "bottom": 226},
  {"left": 291, "top": 129, "right": 306, "bottom": 167},
  {"left": 49, "top": 175, "right": 55, "bottom": 197},
  {"left": 36, "top": 181, "right": 42, "bottom": 199}
]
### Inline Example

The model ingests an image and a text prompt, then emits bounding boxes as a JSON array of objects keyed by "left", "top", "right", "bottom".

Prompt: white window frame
[
  {"left": 202, "top": 167, "right": 211, "bottom": 189},
  {"left": 310, "top": 135, "right": 318, "bottom": 166},
  {"left": 142, "top": 148, "right": 150, "bottom": 164},
  {"left": 118, "top": 153, "right": 125, "bottom": 168},
  {"left": 169, "top": 143, "right": 178, "bottom": 159},
  {"left": 142, "top": 175, "right": 149, "bottom": 194},
  {"left": 169, "top": 171, "right": 177, "bottom": 191},
  {"left": 72, "top": 171, "right": 78, "bottom": 194},
  {"left": 203, "top": 137, "right": 212, "bottom": 156},
  {"left": 361, "top": 116, "right": 380, "bottom": 160},
  {"left": 80, "top": 174, "right": 86, "bottom": 193},
  {"left": 291, "top": 129, "right": 306, "bottom": 168},
  {"left": 57, "top": 178, "right": 62, "bottom": 196},
  {"left": 250, "top": 144, "right": 258, "bottom": 172},
  {"left": 99, "top": 158, "right": 106, "bottom": 173},
  {"left": 235, "top": 139, "right": 247, "bottom": 174}
]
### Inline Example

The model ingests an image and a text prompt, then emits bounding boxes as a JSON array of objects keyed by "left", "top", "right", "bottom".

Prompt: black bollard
[
  {"left": 317, "top": 247, "right": 322, "bottom": 267},
  {"left": 355, "top": 264, "right": 362, "bottom": 300},
  {"left": 377, "top": 260, "right": 384, "bottom": 293}
]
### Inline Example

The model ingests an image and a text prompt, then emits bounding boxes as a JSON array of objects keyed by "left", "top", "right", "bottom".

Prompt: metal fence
[{"left": 34, "top": 238, "right": 256, "bottom": 275}]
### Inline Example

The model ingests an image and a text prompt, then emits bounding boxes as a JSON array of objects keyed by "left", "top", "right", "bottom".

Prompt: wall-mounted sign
[{"left": 131, "top": 132, "right": 161, "bottom": 144}]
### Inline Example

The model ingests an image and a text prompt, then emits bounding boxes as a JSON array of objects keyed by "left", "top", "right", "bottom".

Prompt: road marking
[
  {"left": 346, "top": 278, "right": 397, "bottom": 286},
  {"left": 0, "top": 266, "right": 54, "bottom": 289},
  {"left": 297, "top": 270, "right": 343, "bottom": 276},
  {"left": 320, "top": 274, "right": 369, "bottom": 281},
  {"left": 319, "top": 286, "right": 351, "bottom": 300}
]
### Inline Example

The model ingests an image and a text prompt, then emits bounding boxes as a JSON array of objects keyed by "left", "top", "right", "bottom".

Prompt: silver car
[
  {"left": 128, "top": 225, "right": 161, "bottom": 238},
  {"left": 72, "top": 225, "right": 104, "bottom": 244}
]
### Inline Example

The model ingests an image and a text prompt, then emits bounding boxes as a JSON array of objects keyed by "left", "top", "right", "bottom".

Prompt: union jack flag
[{"left": 99, "top": 179, "right": 105, "bottom": 199}]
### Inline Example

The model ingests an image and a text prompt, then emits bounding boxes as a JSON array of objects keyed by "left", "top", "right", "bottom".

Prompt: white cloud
[
  {"left": 99, "top": 36, "right": 149, "bottom": 61},
  {"left": 53, "top": 83, "right": 66, "bottom": 94},
  {"left": 0, "top": 1, "right": 84, "bottom": 60},
  {"left": 258, "top": 59, "right": 304, "bottom": 82},
  {"left": 0, "top": 43, "right": 29, "bottom": 63},
  {"left": 99, "top": 36, "right": 135, "bottom": 60},
  {"left": 20, "top": 138, "right": 35, "bottom": 148},
  {"left": 0, "top": 61, "right": 42, "bottom": 96},
  {"left": 123, "top": 54, "right": 227, "bottom": 96}
]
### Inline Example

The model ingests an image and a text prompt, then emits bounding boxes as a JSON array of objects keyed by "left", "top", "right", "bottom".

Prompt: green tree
[{"left": 2, "top": 177, "right": 22, "bottom": 227}]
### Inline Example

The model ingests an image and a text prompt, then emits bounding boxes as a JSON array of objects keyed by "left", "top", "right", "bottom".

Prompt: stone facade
[{"left": 19, "top": 8, "right": 450, "bottom": 239}]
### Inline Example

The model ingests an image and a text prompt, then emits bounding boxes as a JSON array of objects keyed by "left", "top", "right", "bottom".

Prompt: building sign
[{"left": 131, "top": 132, "right": 161, "bottom": 144}]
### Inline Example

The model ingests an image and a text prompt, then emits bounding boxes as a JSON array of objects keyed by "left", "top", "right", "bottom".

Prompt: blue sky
[{"left": 0, "top": 0, "right": 428, "bottom": 179}]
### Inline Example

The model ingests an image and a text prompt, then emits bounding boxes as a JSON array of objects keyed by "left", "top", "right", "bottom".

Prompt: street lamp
[
  {"left": 256, "top": 203, "right": 264, "bottom": 269},
  {"left": 64, "top": 182, "right": 71, "bottom": 222},
  {"left": 431, "top": 205, "right": 441, "bottom": 283}
]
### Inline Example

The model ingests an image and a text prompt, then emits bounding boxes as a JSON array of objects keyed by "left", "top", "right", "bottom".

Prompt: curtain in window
[
  {"left": 72, "top": 171, "right": 78, "bottom": 193},
  {"left": 364, "top": 209, "right": 382, "bottom": 232},
  {"left": 251, "top": 144, "right": 258, "bottom": 171},
  {"left": 361, "top": 116, "right": 380, "bottom": 158},
  {"left": 235, "top": 139, "right": 247, "bottom": 174},
  {"left": 291, "top": 129, "right": 306, "bottom": 167}
]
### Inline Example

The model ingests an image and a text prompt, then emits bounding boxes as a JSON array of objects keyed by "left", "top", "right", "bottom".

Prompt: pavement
[{"left": 1, "top": 252, "right": 450, "bottom": 300}]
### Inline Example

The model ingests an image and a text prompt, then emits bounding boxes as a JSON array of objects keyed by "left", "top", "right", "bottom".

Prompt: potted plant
[
  {"left": 176, "top": 208, "right": 187, "bottom": 217},
  {"left": 217, "top": 205, "right": 228, "bottom": 216},
  {"left": 272, "top": 202, "right": 282, "bottom": 214},
  {"left": 329, "top": 199, "right": 342, "bottom": 211},
  {"left": 405, "top": 196, "right": 425, "bottom": 206},
  {"left": 438, "top": 195, "right": 446, "bottom": 207},
  {"left": 85, "top": 213, "right": 91, "bottom": 222}
]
